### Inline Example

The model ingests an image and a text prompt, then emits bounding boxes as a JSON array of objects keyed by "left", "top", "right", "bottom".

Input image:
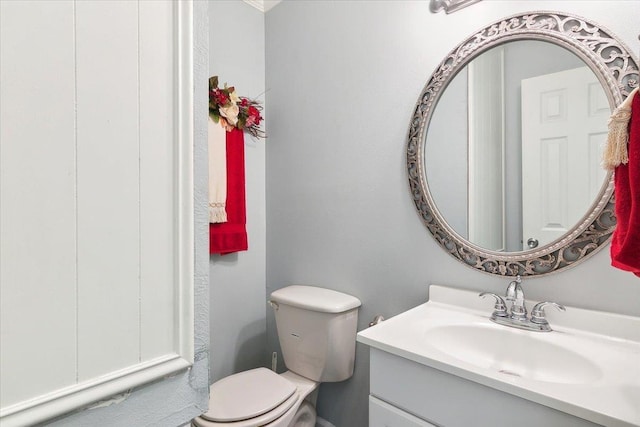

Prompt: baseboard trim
[{"left": 316, "top": 416, "right": 336, "bottom": 427}]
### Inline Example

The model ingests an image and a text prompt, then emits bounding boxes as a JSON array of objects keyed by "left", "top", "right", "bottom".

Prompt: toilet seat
[
  {"left": 195, "top": 368, "right": 297, "bottom": 427},
  {"left": 192, "top": 392, "right": 299, "bottom": 427}
]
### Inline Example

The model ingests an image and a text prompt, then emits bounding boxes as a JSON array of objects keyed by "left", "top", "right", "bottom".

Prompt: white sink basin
[
  {"left": 424, "top": 324, "right": 602, "bottom": 384},
  {"left": 357, "top": 285, "right": 640, "bottom": 427}
]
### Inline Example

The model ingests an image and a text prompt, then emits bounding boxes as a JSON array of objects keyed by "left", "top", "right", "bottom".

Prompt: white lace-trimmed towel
[
  {"left": 209, "top": 116, "right": 228, "bottom": 223},
  {"left": 603, "top": 87, "right": 639, "bottom": 170}
]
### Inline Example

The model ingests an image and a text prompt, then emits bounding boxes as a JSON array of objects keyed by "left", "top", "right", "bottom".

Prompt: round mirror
[
  {"left": 407, "top": 12, "right": 638, "bottom": 276},
  {"left": 426, "top": 40, "right": 609, "bottom": 252}
]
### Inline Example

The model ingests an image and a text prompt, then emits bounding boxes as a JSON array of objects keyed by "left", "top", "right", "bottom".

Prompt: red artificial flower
[
  {"left": 213, "top": 89, "right": 229, "bottom": 106},
  {"left": 248, "top": 105, "right": 262, "bottom": 125}
]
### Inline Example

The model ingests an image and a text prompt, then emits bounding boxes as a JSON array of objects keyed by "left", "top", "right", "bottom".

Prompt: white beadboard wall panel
[
  {"left": 139, "top": 0, "right": 177, "bottom": 360},
  {"left": 1, "top": 1, "right": 195, "bottom": 424},
  {"left": 0, "top": 0, "right": 77, "bottom": 407},
  {"left": 75, "top": 0, "right": 141, "bottom": 380}
]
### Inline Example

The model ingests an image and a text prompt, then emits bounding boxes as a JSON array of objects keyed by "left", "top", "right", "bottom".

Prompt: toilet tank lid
[{"left": 270, "top": 285, "right": 361, "bottom": 313}]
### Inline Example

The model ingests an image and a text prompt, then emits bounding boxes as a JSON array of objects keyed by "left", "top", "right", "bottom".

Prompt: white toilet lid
[{"left": 202, "top": 368, "right": 296, "bottom": 423}]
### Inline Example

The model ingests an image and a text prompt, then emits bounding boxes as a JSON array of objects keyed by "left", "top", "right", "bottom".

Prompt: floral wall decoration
[
  {"left": 208, "top": 76, "right": 265, "bottom": 138},
  {"left": 208, "top": 75, "right": 264, "bottom": 254}
]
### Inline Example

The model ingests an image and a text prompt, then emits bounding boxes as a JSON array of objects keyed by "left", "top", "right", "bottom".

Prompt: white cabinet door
[{"left": 370, "top": 396, "right": 438, "bottom": 427}]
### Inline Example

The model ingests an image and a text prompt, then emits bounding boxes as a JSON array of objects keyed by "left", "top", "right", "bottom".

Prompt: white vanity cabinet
[
  {"left": 370, "top": 395, "right": 436, "bottom": 427},
  {"left": 368, "top": 348, "right": 600, "bottom": 427},
  {"left": 358, "top": 285, "right": 640, "bottom": 427}
]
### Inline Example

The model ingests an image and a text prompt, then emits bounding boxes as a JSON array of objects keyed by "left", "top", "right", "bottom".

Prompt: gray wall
[
  {"left": 45, "top": 2, "right": 210, "bottom": 425},
  {"left": 208, "top": 0, "right": 268, "bottom": 382},
  {"left": 265, "top": 1, "right": 640, "bottom": 426}
]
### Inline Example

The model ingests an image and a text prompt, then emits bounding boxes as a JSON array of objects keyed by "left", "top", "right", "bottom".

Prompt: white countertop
[{"left": 357, "top": 285, "right": 640, "bottom": 427}]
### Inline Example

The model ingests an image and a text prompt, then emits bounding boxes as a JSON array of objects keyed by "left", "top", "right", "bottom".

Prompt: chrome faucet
[
  {"left": 505, "top": 275, "right": 526, "bottom": 321},
  {"left": 480, "top": 275, "right": 565, "bottom": 332}
]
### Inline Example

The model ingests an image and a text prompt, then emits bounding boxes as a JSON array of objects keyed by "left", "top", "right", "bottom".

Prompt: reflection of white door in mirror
[{"left": 521, "top": 67, "right": 609, "bottom": 250}]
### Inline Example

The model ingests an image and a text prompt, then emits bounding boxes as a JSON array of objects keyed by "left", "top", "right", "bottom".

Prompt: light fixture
[{"left": 430, "top": 0, "right": 482, "bottom": 14}]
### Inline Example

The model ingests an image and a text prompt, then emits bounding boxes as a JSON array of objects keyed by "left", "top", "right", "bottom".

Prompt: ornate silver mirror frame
[{"left": 407, "top": 11, "right": 639, "bottom": 277}]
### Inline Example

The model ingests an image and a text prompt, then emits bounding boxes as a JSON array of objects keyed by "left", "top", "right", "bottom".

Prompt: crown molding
[
  {"left": 242, "top": 0, "right": 282, "bottom": 13},
  {"left": 243, "top": 0, "right": 264, "bottom": 12}
]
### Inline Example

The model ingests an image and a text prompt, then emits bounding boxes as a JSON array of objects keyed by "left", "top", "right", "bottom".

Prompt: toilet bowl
[
  {"left": 193, "top": 286, "right": 361, "bottom": 427},
  {"left": 191, "top": 369, "right": 318, "bottom": 427},
  {"left": 288, "top": 402, "right": 315, "bottom": 427}
]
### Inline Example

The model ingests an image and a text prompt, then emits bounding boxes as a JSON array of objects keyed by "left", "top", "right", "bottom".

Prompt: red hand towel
[
  {"left": 210, "top": 128, "right": 248, "bottom": 255},
  {"left": 611, "top": 92, "right": 640, "bottom": 277}
]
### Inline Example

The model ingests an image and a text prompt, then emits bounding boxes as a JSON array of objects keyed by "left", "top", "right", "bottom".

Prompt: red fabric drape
[
  {"left": 611, "top": 92, "right": 640, "bottom": 277},
  {"left": 210, "top": 128, "right": 248, "bottom": 254}
]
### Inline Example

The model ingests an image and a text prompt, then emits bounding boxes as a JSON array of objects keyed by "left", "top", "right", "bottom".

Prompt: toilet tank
[{"left": 270, "top": 285, "right": 361, "bottom": 382}]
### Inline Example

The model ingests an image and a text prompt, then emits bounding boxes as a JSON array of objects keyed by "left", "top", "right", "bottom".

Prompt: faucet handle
[
  {"left": 479, "top": 292, "right": 508, "bottom": 318},
  {"left": 530, "top": 301, "right": 566, "bottom": 325}
]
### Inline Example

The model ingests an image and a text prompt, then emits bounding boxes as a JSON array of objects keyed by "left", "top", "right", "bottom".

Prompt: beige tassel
[
  {"left": 603, "top": 87, "right": 639, "bottom": 170},
  {"left": 209, "top": 203, "right": 228, "bottom": 223}
]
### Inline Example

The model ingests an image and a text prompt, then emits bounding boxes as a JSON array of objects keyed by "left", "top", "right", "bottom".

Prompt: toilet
[{"left": 192, "top": 285, "right": 361, "bottom": 427}]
